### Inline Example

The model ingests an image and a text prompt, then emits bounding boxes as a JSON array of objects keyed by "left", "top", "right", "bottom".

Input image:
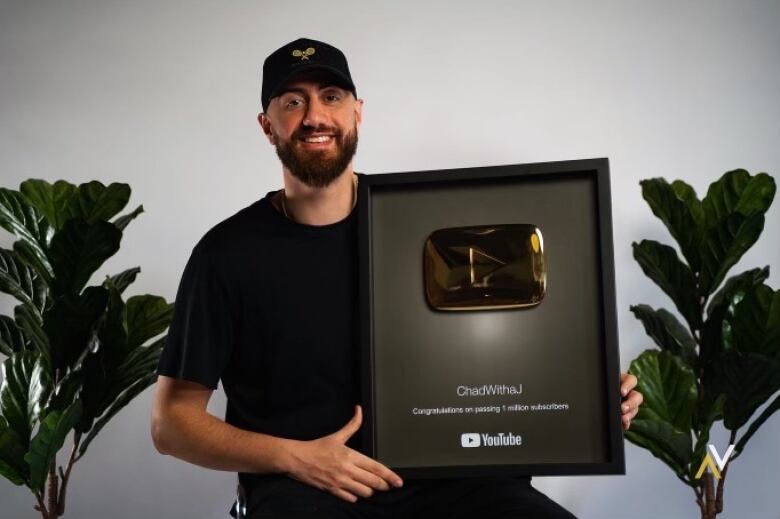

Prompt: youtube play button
[{"left": 461, "top": 433, "right": 481, "bottom": 447}]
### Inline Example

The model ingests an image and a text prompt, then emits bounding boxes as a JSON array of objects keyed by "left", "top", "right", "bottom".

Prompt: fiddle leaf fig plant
[
  {"left": 0, "top": 179, "right": 173, "bottom": 519},
  {"left": 626, "top": 169, "right": 779, "bottom": 519}
]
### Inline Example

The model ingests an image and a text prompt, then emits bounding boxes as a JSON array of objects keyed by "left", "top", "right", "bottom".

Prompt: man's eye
[
  {"left": 285, "top": 98, "right": 304, "bottom": 109},
  {"left": 324, "top": 93, "right": 341, "bottom": 103}
]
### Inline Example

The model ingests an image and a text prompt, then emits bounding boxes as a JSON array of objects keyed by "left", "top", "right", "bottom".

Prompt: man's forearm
[
  {"left": 150, "top": 378, "right": 402, "bottom": 503},
  {"left": 152, "top": 404, "right": 293, "bottom": 475}
]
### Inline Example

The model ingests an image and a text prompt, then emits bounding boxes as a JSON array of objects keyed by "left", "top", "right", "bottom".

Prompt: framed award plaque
[{"left": 357, "top": 158, "right": 625, "bottom": 478}]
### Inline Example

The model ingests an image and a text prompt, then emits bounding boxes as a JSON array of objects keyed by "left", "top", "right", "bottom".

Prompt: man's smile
[
  {"left": 298, "top": 133, "right": 337, "bottom": 149},
  {"left": 302, "top": 135, "right": 333, "bottom": 142}
]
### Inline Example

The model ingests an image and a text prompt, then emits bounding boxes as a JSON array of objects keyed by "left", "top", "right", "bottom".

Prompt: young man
[{"left": 151, "top": 38, "right": 643, "bottom": 518}]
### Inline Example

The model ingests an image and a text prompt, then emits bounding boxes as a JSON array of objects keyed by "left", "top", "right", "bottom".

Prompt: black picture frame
[{"left": 358, "top": 158, "right": 625, "bottom": 478}]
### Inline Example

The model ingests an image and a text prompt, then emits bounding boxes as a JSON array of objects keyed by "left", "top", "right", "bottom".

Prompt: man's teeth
[{"left": 304, "top": 136, "right": 332, "bottom": 143}]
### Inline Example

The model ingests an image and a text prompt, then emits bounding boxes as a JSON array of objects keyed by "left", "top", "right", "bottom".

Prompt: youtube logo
[
  {"left": 461, "top": 433, "right": 481, "bottom": 448},
  {"left": 460, "top": 432, "right": 523, "bottom": 448}
]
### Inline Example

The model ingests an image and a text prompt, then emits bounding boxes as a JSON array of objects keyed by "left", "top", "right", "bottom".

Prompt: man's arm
[
  {"left": 150, "top": 375, "right": 286, "bottom": 472},
  {"left": 150, "top": 375, "right": 403, "bottom": 502}
]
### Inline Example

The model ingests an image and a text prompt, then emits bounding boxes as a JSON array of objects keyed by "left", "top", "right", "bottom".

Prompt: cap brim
[{"left": 267, "top": 64, "right": 356, "bottom": 105}]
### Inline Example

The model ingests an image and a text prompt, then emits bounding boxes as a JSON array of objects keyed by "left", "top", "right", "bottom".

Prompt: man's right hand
[{"left": 281, "top": 405, "right": 404, "bottom": 503}]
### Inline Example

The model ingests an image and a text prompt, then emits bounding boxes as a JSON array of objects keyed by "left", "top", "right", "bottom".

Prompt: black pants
[{"left": 244, "top": 476, "right": 577, "bottom": 518}]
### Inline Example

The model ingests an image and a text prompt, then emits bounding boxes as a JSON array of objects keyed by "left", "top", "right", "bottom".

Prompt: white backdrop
[{"left": 1, "top": 1, "right": 778, "bottom": 518}]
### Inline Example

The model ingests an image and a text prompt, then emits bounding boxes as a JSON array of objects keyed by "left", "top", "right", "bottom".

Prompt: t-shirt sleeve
[{"left": 157, "top": 241, "right": 234, "bottom": 390}]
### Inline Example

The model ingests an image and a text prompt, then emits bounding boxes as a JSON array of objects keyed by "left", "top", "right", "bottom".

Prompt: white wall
[{"left": 1, "top": 1, "right": 778, "bottom": 517}]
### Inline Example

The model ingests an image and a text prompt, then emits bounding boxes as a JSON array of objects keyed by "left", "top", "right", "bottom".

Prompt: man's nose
[{"left": 302, "top": 97, "right": 327, "bottom": 128}]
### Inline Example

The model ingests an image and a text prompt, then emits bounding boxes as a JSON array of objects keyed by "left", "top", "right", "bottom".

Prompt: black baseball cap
[{"left": 261, "top": 38, "right": 357, "bottom": 111}]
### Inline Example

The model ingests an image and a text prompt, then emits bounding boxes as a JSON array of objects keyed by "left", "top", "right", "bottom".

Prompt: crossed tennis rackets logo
[{"left": 292, "top": 47, "right": 316, "bottom": 60}]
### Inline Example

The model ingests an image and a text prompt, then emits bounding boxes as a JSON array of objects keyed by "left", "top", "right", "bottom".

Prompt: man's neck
[{"left": 279, "top": 168, "right": 357, "bottom": 226}]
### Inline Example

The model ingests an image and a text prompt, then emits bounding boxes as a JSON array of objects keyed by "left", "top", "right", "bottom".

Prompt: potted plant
[
  {"left": 0, "top": 179, "right": 173, "bottom": 518},
  {"left": 626, "top": 169, "right": 779, "bottom": 519}
]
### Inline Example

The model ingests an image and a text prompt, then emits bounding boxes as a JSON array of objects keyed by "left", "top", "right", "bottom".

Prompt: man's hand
[
  {"left": 281, "top": 405, "right": 403, "bottom": 503},
  {"left": 620, "top": 373, "right": 643, "bottom": 431}
]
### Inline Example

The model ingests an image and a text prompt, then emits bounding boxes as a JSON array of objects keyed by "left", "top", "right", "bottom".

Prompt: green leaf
[
  {"left": 99, "top": 280, "right": 128, "bottom": 363},
  {"left": 78, "top": 372, "right": 156, "bottom": 458},
  {"left": 66, "top": 182, "right": 130, "bottom": 224},
  {"left": 632, "top": 240, "right": 701, "bottom": 329},
  {"left": 630, "top": 304, "right": 697, "bottom": 366},
  {"left": 125, "top": 295, "right": 174, "bottom": 350},
  {"left": 48, "top": 368, "right": 84, "bottom": 412},
  {"left": 0, "top": 416, "right": 28, "bottom": 486},
  {"left": 625, "top": 418, "right": 693, "bottom": 484},
  {"left": 0, "top": 188, "right": 52, "bottom": 252},
  {"left": 77, "top": 349, "right": 111, "bottom": 434},
  {"left": 106, "top": 267, "right": 141, "bottom": 294},
  {"left": 711, "top": 352, "right": 780, "bottom": 430},
  {"left": 49, "top": 219, "right": 121, "bottom": 296},
  {"left": 78, "top": 333, "right": 163, "bottom": 435},
  {"left": 671, "top": 180, "right": 705, "bottom": 229},
  {"left": 0, "top": 248, "right": 49, "bottom": 315},
  {"left": 110, "top": 337, "right": 164, "bottom": 402},
  {"left": 43, "top": 286, "right": 108, "bottom": 370},
  {"left": 24, "top": 400, "right": 82, "bottom": 492},
  {"left": 707, "top": 267, "right": 770, "bottom": 317},
  {"left": 693, "top": 391, "right": 725, "bottom": 433},
  {"left": 77, "top": 285, "right": 124, "bottom": 432},
  {"left": 699, "top": 170, "right": 775, "bottom": 295},
  {"left": 703, "top": 169, "right": 751, "bottom": 221},
  {"left": 19, "top": 179, "right": 78, "bottom": 230},
  {"left": 702, "top": 267, "right": 770, "bottom": 368},
  {"left": 627, "top": 350, "right": 697, "bottom": 484},
  {"left": 77, "top": 283, "right": 131, "bottom": 430},
  {"left": 734, "top": 391, "right": 780, "bottom": 457},
  {"left": 13, "top": 304, "right": 50, "bottom": 370},
  {"left": 0, "top": 352, "right": 49, "bottom": 448},
  {"left": 733, "top": 172, "right": 776, "bottom": 215},
  {"left": 702, "top": 170, "right": 776, "bottom": 223},
  {"left": 728, "top": 284, "right": 780, "bottom": 358},
  {"left": 113, "top": 204, "right": 144, "bottom": 232},
  {"left": 629, "top": 349, "right": 697, "bottom": 432},
  {"left": 0, "top": 315, "right": 27, "bottom": 356},
  {"left": 640, "top": 178, "right": 702, "bottom": 271},
  {"left": 13, "top": 240, "right": 53, "bottom": 287},
  {"left": 698, "top": 213, "right": 765, "bottom": 296}
]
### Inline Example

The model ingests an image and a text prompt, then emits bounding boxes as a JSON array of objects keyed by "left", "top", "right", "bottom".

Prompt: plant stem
[
  {"left": 46, "top": 368, "right": 61, "bottom": 518},
  {"left": 694, "top": 484, "right": 705, "bottom": 517},
  {"left": 35, "top": 491, "right": 48, "bottom": 519},
  {"left": 694, "top": 291, "right": 713, "bottom": 517},
  {"left": 704, "top": 471, "right": 715, "bottom": 518},
  {"left": 47, "top": 459, "right": 58, "bottom": 518},
  {"left": 715, "top": 430, "right": 736, "bottom": 514},
  {"left": 693, "top": 295, "right": 705, "bottom": 435},
  {"left": 57, "top": 432, "right": 82, "bottom": 515}
]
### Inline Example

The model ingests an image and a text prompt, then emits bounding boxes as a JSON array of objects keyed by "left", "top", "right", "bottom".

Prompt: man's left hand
[{"left": 620, "top": 373, "right": 643, "bottom": 431}]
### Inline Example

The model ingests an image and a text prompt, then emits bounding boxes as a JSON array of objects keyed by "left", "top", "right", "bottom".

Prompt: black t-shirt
[{"left": 157, "top": 182, "right": 361, "bottom": 487}]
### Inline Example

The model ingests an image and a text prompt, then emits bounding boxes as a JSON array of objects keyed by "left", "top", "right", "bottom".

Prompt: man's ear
[
  {"left": 258, "top": 113, "right": 275, "bottom": 144},
  {"left": 354, "top": 98, "right": 364, "bottom": 129}
]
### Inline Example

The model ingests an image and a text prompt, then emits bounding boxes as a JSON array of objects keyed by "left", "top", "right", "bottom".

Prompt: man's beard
[{"left": 273, "top": 123, "right": 358, "bottom": 188}]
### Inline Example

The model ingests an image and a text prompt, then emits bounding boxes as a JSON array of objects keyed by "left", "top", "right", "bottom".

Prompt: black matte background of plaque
[{"left": 359, "top": 159, "right": 624, "bottom": 477}]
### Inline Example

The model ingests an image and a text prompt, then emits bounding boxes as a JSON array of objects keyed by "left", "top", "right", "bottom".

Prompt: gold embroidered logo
[{"left": 292, "top": 47, "right": 316, "bottom": 60}]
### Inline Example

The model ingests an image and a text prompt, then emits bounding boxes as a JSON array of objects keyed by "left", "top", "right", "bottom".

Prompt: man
[{"left": 151, "top": 38, "right": 643, "bottom": 518}]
